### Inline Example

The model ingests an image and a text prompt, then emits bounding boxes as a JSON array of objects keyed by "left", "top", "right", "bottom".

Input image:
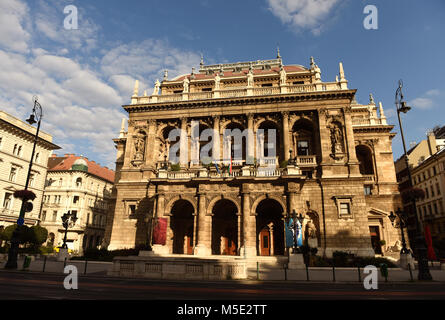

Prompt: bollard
[
  {"left": 63, "top": 257, "right": 67, "bottom": 269},
  {"left": 380, "top": 263, "right": 388, "bottom": 282},
  {"left": 305, "top": 264, "right": 310, "bottom": 281},
  {"left": 42, "top": 256, "right": 47, "bottom": 272},
  {"left": 257, "top": 262, "right": 259, "bottom": 280},
  {"left": 408, "top": 263, "right": 414, "bottom": 281},
  {"left": 332, "top": 265, "right": 336, "bottom": 282},
  {"left": 284, "top": 264, "right": 287, "bottom": 281},
  {"left": 84, "top": 258, "right": 88, "bottom": 275},
  {"left": 357, "top": 267, "right": 361, "bottom": 282}
]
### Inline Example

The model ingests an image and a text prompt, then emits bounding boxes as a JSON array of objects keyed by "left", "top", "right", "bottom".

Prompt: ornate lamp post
[
  {"left": 388, "top": 208, "right": 410, "bottom": 254},
  {"left": 61, "top": 211, "right": 78, "bottom": 249},
  {"left": 395, "top": 80, "right": 432, "bottom": 280},
  {"left": 5, "top": 97, "right": 43, "bottom": 269}
]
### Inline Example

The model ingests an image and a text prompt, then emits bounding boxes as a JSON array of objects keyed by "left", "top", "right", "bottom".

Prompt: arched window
[
  {"left": 76, "top": 177, "right": 82, "bottom": 187},
  {"left": 355, "top": 145, "right": 374, "bottom": 175}
]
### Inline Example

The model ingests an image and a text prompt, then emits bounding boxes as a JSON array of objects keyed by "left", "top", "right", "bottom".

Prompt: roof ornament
[
  {"left": 369, "top": 93, "right": 376, "bottom": 105},
  {"left": 200, "top": 53, "right": 204, "bottom": 67},
  {"left": 310, "top": 56, "right": 315, "bottom": 70},
  {"left": 183, "top": 77, "right": 190, "bottom": 93},
  {"left": 219, "top": 64, "right": 224, "bottom": 76},
  {"left": 379, "top": 102, "right": 387, "bottom": 124},
  {"left": 132, "top": 80, "right": 139, "bottom": 97},
  {"left": 339, "top": 62, "right": 346, "bottom": 81},
  {"left": 191, "top": 67, "right": 195, "bottom": 79},
  {"left": 119, "top": 118, "right": 126, "bottom": 138},
  {"left": 163, "top": 69, "right": 168, "bottom": 81},
  {"left": 152, "top": 79, "right": 160, "bottom": 95},
  {"left": 277, "top": 46, "right": 281, "bottom": 59}
]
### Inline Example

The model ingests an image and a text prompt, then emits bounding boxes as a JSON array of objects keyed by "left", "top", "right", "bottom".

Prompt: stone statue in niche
[
  {"left": 133, "top": 132, "right": 146, "bottom": 161},
  {"left": 306, "top": 219, "right": 317, "bottom": 239},
  {"left": 330, "top": 123, "right": 344, "bottom": 154}
]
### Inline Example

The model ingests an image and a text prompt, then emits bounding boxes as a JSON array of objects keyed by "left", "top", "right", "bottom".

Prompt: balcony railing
[
  {"left": 295, "top": 155, "right": 317, "bottom": 167},
  {"left": 131, "top": 82, "right": 344, "bottom": 105},
  {"left": 157, "top": 166, "right": 301, "bottom": 180}
]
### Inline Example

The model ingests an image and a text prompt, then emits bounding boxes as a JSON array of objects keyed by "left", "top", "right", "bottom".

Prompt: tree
[
  {"left": 30, "top": 225, "right": 48, "bottom": 247},
  {"left": 2, "top": 224, "right": 32, "bottom": 244}
]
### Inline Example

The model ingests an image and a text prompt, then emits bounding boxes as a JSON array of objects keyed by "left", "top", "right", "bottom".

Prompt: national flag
[{"left": 214, "top": 162, "right": 221, "bottom": 174}]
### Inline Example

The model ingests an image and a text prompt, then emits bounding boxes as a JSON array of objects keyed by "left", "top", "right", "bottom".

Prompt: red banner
[
  {"left": 152, "top": 218, "right": 167, "bottom": 245},
  {"left": 424, "top": 225, "right": 437, "bottom": 261}
]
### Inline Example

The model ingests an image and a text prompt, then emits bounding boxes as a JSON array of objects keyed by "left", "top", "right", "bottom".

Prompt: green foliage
[
  {"left": 246, "top": 156, "right": 257, "bottom": 166},
  {"left": 379, "top": 240, "right": 386, "bottom": 246},
  {"left": 39, "top": 245, "right": 54, "bottom": 255},
  {"left": 71, "top": 247, "right": 143, "bottom": 261},
  {"left": 312, "top": 251, "right": 397, "bottom": 268},
  {"left": 170, "top": 163, "right": 181, "bottom": 171},
  {"left": 2, "top": 224, "right": 33, "bottom": 244},
  {"left": 279, "top": 160, "right": 288, "bottom": 168},
  {"left": 30, "top": 225, "right": 48, "bottom": 246}
]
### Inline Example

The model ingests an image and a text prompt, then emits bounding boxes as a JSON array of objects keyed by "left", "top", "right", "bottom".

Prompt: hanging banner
[
  {"left": 152, "top": 217, "right": 167, "bottom": 245},
  {"left": 285, "top": 218, "right": 294, "bottom": 248},
  {"left": 424, "top": 225, "right": 437, "bottom": 261}
]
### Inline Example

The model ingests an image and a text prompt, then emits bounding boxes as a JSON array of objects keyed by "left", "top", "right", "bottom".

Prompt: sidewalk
[{"left": 2, "top": 257, "right": 445, "bottom": 283}]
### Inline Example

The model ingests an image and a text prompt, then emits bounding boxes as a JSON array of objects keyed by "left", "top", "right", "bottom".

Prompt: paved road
[{"left": 1, "top": 269, "right": 445, "bottom": 301}]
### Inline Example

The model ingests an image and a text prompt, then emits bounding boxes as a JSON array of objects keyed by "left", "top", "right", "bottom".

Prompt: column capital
[{"left": 281, "top": 111, "right": 289, "bottom": 118}]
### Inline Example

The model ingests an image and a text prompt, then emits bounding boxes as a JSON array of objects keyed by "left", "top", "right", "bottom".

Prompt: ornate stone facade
[{"left": 105, "top": 56, "right": 403, "bottom": 259}]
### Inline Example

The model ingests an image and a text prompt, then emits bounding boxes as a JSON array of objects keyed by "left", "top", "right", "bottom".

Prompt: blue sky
[{"left": 0, "top": 0, "right": 444, "bottom": 168}]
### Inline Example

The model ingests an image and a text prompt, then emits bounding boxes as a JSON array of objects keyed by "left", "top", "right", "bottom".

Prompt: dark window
[
  {"left": 202, "top": 88, "right": 212, "bottom": 92},
  {"left": 129, "top": 205, "right": 136, "bottom": 215},
  {"left": 261, "top": 83, "right": 273, "bottom": 87},
  {"left": 173, "top": 90, "right": 182, "bottom": 94},
  {"left": 297, "top": 140, "right": 309, "bottom": 156},
  {"left": 293, "top": 81, "right": 304, "bottom": 85},
  {"left": 364, "top": 185, "right": 372, "bottom": 195}
]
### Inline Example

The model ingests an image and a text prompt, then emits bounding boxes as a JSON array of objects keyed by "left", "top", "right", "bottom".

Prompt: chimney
[{"left": 427, "top": 131, "right": 437, "bottom": 156}]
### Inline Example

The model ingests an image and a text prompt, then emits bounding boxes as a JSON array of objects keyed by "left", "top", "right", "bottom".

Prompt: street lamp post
[
  {"left": 395, "top": 80, "right": 432, "bottom": 280},
  {"left": 5, "top": 97, "right": 43, "bottom": 269},
  {"left": 61, "top": 211, "right": 78, "bottom": 249},
  {"left": 388, "top": 208, "right": 410, "bottom": 254}
]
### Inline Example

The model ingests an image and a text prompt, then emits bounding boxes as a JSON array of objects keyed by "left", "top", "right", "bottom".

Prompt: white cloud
[
  {"left": 408, "top": 89, "right": 441, "bottom": 110},
  {"left": 267, "top": 0, "right": 340, "bottom": 35},
  {"left": 101, "top": 39, "right": 202, "bottom": 87},
  {"left": 409, "top": 97, "right": 434, "bottom": 110},
  {"left": 0, "top": 0, "right": 31, "bottom": 53},
  {"left": 0, "top": 0, "right": 202, "bottom": 168}
]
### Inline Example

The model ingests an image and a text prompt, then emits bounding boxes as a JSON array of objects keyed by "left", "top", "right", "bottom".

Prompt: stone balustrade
[{"left": 131, "top": 83, "right": 344, "bottom": 105}]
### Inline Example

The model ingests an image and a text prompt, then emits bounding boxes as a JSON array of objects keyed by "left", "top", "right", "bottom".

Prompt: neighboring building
[
  {"left": 0, "top": 110, "right": 60, "bottom": 229},
  {"left": 395, "top": 128, "right": 445, "bottom": 243},
  {"left": 105, "top": 55, "right": 403, "bottom": 260},
  {"left": 41, "top": 154, "right": 115, "bottom": 253}
]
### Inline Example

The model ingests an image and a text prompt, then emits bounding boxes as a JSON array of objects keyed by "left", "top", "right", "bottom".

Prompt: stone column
[
  {"left": 247, "top": 113, "right": 254, "bottom": 162},
  {"left": 282, "top": 112, "right": 290, "bottom": 161},
  {"left": 180, "top": 117, "right": 188, "bottom": 167},
  {"left": 194, "top": 193, "right": 211, "bottom": 256},
  {"left": 241, "top": 191, "right": 256, "bottom": 257},
  {"left": 147, "top": 120, "right": 157, "bottom": 167}
]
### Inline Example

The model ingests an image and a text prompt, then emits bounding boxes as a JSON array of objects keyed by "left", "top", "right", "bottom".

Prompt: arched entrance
[
  {"left": 211, "top": 199, "right": 238, "bottom": 255},
  {"left": 170, "top": 199, "right": 195, "bottom": 254},
  {"left": 256, "top": 198, "right": 285, "bottom": 256}
]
